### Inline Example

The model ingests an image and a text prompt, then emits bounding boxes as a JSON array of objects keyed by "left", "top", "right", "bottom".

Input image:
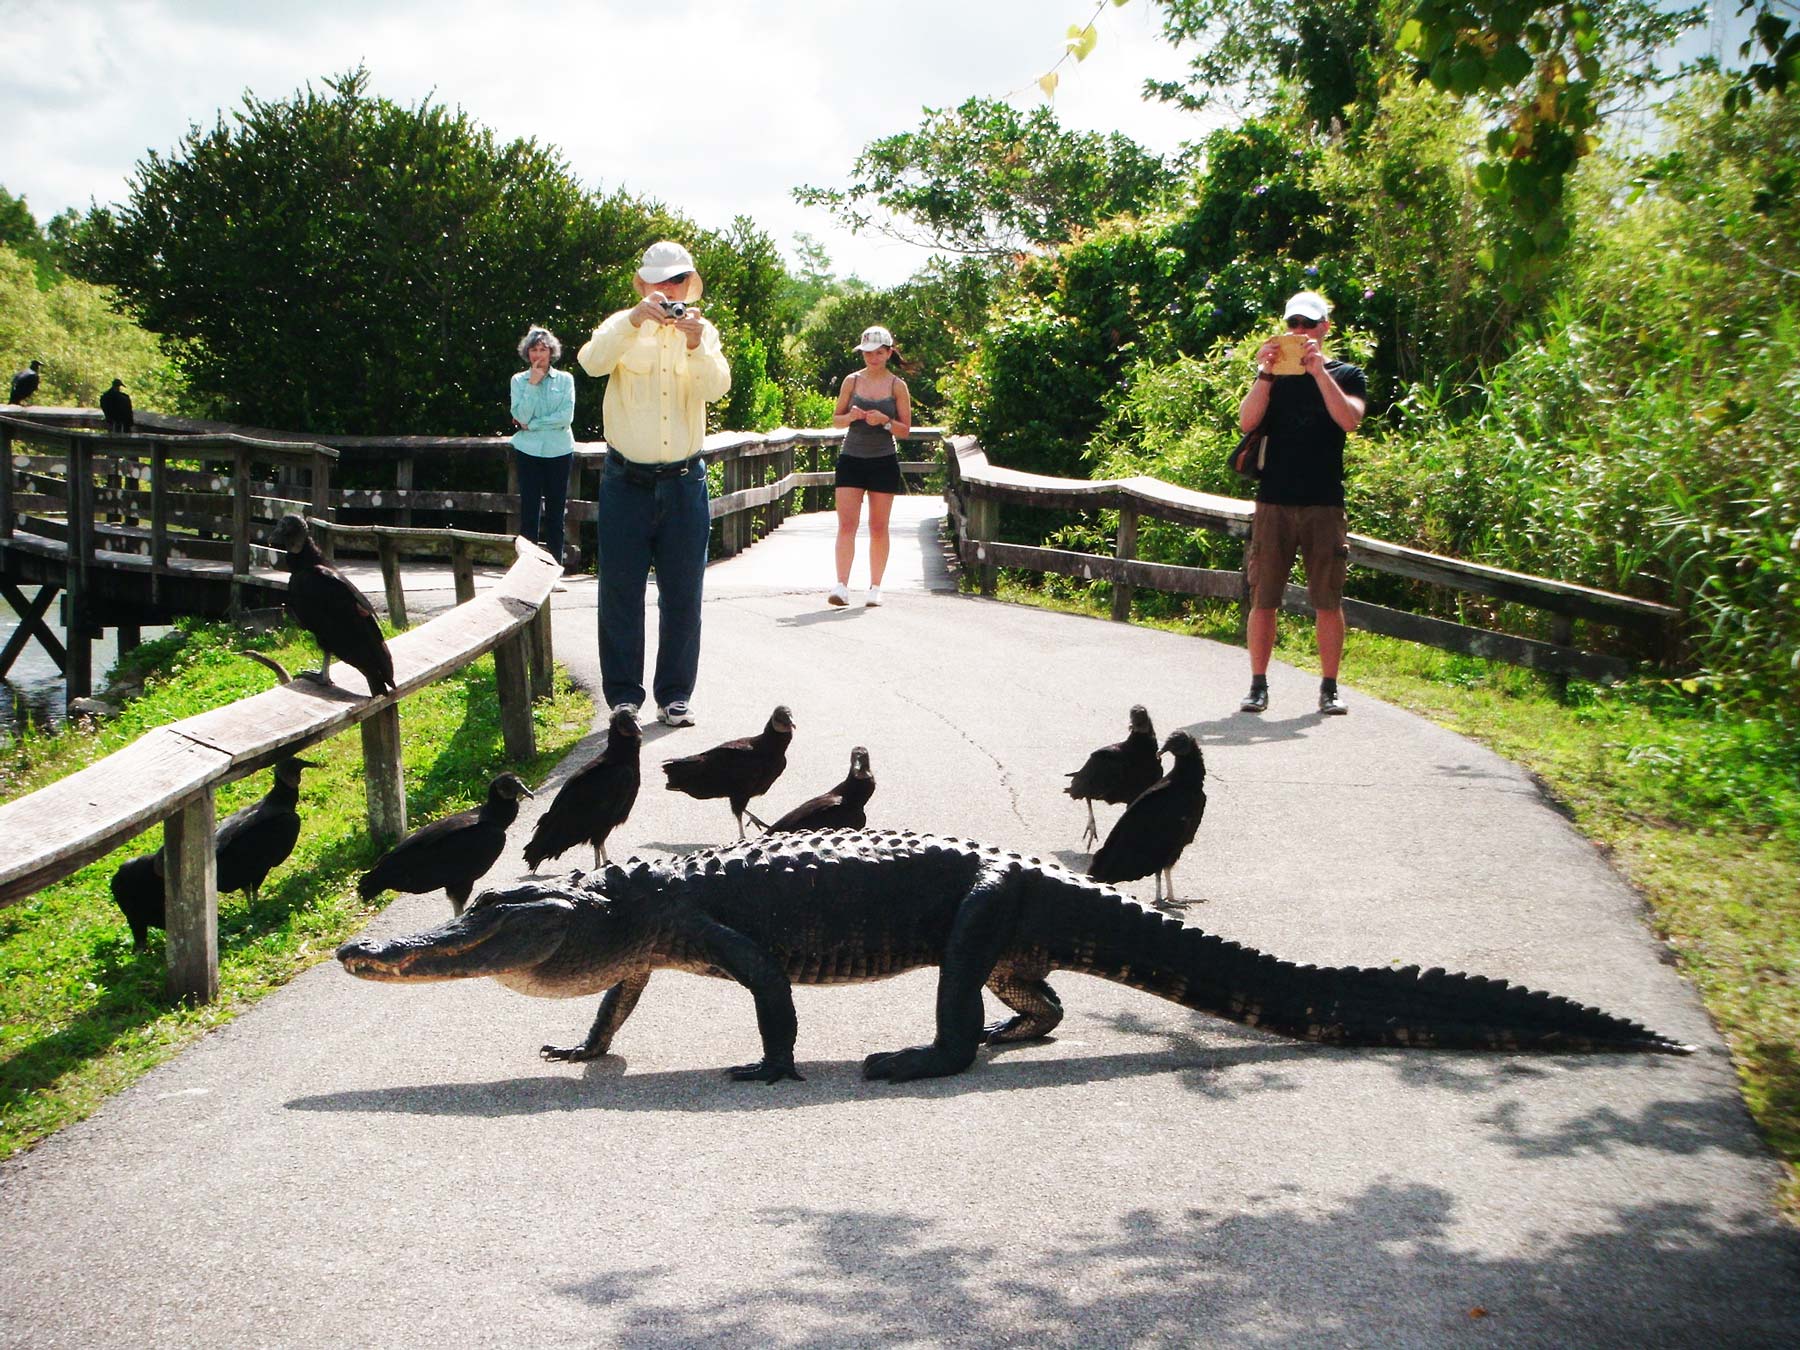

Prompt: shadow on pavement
[{"left": 543, "top": 1186, "right": 1800, "bottom": 1345}]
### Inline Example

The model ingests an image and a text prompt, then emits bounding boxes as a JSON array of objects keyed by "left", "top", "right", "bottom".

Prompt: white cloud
[{"left": 1, "top": 0, "right": 1217, "bottom": 284}]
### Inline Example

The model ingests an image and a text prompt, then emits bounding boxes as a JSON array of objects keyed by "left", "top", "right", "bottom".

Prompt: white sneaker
[
  {"left": 611, "top": 702, "right": 641, "bottom": 724},
  {"left": 827, "top": 584, "right": 850, "bottom": 607},
  {"left": 658, "top": 701, "right": 695, "bottom": 727},
  {"left": 864, "top": 586, "right": 882, "bottom": 607}
]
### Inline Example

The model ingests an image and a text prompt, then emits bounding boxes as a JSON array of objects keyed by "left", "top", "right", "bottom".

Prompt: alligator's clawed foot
[
  {"left": 540, "top": 1042, "right": 606, "bottom": 1063},
  {"left": 727, "top": 1058, "right": 803, "bottom": 1084},
  {"left": 862, "top": 1044, "right": 974, "bottom": 1082}
]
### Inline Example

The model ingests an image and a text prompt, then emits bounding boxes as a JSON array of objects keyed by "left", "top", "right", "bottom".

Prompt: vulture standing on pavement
[
  {"left": 1064, "top": 704, "right": 1162, "bottom": 849},
  {"left": 1089, "top": 730, "right": 1207, "bottom": 910},
  {"left": 662, "top": 705, "right": 795, "bottom": 840},
  {"left": 269, "top": 513, "right": 396, "bottom": 697},
  {"left": 359, "top": 772, "right": 536, "bottom": 915},
  {"left": 10, "top": 360, "right": 41, "bottom": 404},
  {"left": 99, "top": 378, "right": 133, "bottom": 433},
  {"left": 765, "top": 745, "right": 875, "bottom": 833},
  {"left": 523, "top": 706, "right": 642, "bottom": 870}
]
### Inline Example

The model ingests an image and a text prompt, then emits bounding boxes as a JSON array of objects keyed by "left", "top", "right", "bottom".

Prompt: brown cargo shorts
[{"left": 1246, "top": 504, "right": 1349, "bottom": 610}]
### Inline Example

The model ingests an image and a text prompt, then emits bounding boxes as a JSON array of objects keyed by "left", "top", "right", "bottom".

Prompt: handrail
[
  {"left": 0, "top": 535, "right": 560, "bottom": 1000},
  {"left": 944, "top": 436, "right": 1678, "bottom": 682}
]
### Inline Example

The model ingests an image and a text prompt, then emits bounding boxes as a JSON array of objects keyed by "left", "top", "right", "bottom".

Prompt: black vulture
[
  {"left": 359, "top": 772, "right": 535, "bottom": 915},
  {"left": 766, "top": 745, "right": 874, "bottom": 833},
  {"left": 99, "top": 378, "right": 133, "bottom": 433},
  {"left": 268, "top": 513, "right": 396, "bottom": 697},
  {"left": 1089, "top": 730, "right": 1207, "bottom": 910},
  {"left": 662, "top": 704, "right": 795, "bottom": 840},
  {"left": 1064, "top": 704, "right": 1161, "bottom": 849},
  {"left": 216, "top": 756, "right": 319, "bottom": 904},
  {"left": 110, "top": 852, "right": 164, "bottom": 950},
  {"left": 10, "top": 360, "right": 41, "bottom": 404},
  {"left": 523, "top": 706, "right": 641, "bottom": 870},
  {"left": 108, "top": 755, "right": 318, "bottom": 944}
]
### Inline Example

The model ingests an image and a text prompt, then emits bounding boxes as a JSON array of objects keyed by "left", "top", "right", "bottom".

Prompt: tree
[
  {"left": 0, "top": 186, "right": 62, "bottom": 288},
  {"left": 1143, "top": 0, "right": 1392, "bottom": 130},
  {"left": 75, "top": 69, "right": 692, "bottom": 436},
  {"left": 794, "top": 97, "right": 1178, "bottom": 257}
]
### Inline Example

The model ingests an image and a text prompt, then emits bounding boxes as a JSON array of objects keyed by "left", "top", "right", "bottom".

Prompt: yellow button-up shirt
[{"left": 577, "top": 309, "right": 732, "bottom": 464}]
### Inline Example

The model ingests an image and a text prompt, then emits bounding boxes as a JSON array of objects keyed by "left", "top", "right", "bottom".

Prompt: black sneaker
[
  {"left": 1240, "top": 685, "right": 1269, "bottom": 713},
  {"left": 1318, "top": 687, "right": 1348, "bottom": 716}
]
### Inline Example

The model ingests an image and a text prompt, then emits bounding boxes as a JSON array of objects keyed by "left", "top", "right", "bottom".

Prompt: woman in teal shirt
[{"left": 510, "top": 325, "right": 577, "bottom": 568}]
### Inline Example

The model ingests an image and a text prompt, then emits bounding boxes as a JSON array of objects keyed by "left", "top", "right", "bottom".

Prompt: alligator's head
[{"left": 337, "top": 881, "right": 581, "bottom": 983}]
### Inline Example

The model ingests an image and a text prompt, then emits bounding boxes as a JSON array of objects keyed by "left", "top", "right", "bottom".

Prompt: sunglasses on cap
[{"left": 1286, "top": 315, "right": 1322, "bottom": 330}]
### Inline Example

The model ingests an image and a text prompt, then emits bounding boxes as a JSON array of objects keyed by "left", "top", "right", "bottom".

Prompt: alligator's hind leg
[
  {"left": 983, "top": 967, "right": 1063, "bottom": 1043},
  {"left": 865, "top": 863, "right": 1026, "bottom": 1082},
  {"left": 542, "top": 971, "right": 650, "bottom": 1063}
]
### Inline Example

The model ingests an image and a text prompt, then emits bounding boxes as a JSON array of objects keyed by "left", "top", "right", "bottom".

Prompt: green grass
[
  {"left": 998, "top": 577, "right": 1800, "bottom": 1223},
  {"left": 0, "top": 620, "right": 593, "bottom": 1160}
]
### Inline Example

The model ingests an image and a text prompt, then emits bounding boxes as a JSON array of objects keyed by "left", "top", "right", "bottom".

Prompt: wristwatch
[{"left": 1256, "top": 372, "right": 1275, "bottom": 384}]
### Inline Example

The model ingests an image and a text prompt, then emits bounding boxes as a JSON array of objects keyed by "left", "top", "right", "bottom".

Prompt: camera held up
[{"left": 660, "top": 299, "right": 688, "bottom": 320}]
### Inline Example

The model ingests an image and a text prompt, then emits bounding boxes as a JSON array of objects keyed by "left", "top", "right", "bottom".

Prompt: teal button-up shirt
[{"left": 509, "top": 367, "right": 576, "bottom": 458}]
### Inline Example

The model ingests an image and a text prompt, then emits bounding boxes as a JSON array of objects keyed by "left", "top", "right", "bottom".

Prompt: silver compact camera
[{"left": 660, "top": 299, "right": 687, "bottom": 319}]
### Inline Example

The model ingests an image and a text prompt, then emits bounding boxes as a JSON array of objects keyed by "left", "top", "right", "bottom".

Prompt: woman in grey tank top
[{"left": 827, "top": 324, "right": 914, "bottom": 607}]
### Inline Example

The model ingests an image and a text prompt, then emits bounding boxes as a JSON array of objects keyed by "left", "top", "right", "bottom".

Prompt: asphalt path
[{"left": 2, "top": 499, "right": 1797, "bottom": 1347}]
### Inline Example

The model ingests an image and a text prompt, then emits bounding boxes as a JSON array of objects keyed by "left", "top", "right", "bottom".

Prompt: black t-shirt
[{"left": 1254, "top": 359, "right": 1367, "bottom": 506}]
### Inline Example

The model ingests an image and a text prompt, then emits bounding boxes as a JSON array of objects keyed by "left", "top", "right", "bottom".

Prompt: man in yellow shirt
[{"left": 578, "top": 241, "right": 732, "bottom": 728}]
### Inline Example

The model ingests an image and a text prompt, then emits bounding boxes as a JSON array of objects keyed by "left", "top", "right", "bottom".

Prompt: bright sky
[{"left": 0, "top": 0, "right": 1222, "bottom": 287}]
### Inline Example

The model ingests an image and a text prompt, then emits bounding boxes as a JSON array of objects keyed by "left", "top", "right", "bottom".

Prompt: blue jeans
[
  {"left": 514, "top": 451, "right": 572, "bottom": 565},
  {"left": 595, "top": 456, "right": 710, "bottom": 710}
]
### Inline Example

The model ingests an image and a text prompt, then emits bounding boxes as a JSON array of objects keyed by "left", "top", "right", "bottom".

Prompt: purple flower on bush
[
  {"left": 1364, "top": 289, "right": 1375, "bottom": 299},
  {"left": 1252, "top": 184, "right": 1268, "bottom": 195},
  {"left": 1304, "top": 265, "right": 1318, "bottom": 276}
]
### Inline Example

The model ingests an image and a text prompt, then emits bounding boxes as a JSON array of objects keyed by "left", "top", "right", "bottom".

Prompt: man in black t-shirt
[{"left": 1235, "top": 291, "right": 1367, "bottom": 716}]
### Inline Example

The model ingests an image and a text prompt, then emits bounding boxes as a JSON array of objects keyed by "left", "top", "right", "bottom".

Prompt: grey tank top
[{"left": 841, "top": 392, "right": 898, "bottom": 459}]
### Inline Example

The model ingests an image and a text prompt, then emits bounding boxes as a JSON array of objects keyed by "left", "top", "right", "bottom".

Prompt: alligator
[{"left": 336, "top": 829, "right": 1691, "bottom": 1083}]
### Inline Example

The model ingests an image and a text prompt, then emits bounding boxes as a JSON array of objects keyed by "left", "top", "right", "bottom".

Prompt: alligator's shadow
[{"left": 284, "top": 1040, "right": 1315, "bottom": 1117}]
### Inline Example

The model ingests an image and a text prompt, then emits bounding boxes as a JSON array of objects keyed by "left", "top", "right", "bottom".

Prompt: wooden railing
[
  {"left": 944, "top": 436, "right": 1678, "bottom": 682},
  {"left": 0, "top": 535, "right": 561, "bottom": 1002},
  {"left": 0, "top": 408, "right": 939, "bottom": 556}
]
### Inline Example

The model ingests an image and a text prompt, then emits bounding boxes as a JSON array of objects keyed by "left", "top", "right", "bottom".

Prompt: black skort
[{"left": 834, "top": 453, "right": 904, "bottom": 494}]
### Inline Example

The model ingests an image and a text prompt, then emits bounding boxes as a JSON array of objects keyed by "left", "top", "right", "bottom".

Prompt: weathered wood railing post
[
  {"left": 0, "top": 423, "right": 13, "bottom": 539},
  {"left": 529, "top": 601, "right": 553, "bottom": 699},
  {"left": 361, "top": 704, "right": 407, "bottom": 844},
  {"left": 451, "top": 538, "right": 477, "bottom": 604},
  {"left": 395, "top": 454, "right": 415, "bottom": 528},
  {"left": 719, "top": 453, "right": 742, "bottom": 556},
  {"left": 376, "top": 531, "right": 409, "bottom": 629},
  {"left": 164, "top": 790, "right": 219, "bottom": 1003},
  {"left": 229, "top": 446, "right": 252, "bottom": 616},
  {"left": 1112, "top": 502, "right": 1138, "bottom": 622},
  {"left": 504, "top": 455, "right": 522, "bottom": 537},
  {"left": 311, "top": 450, "right": 335, "bottom": 562},
  {"left": 494, "top": 631, "right": 535, "bottom": 760},
  {"left": 149, "top": 439, "right": 169, "bottom": 606},
  {"left": 64, "top": 434, "right": 94, "bottom": 698},
  {"left": 967, "top": 490, "right": 999, "bottom": 597}
]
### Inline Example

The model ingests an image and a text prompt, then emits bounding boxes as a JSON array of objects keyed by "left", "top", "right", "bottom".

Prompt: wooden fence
[
  {"left": 0, "top": 409, "right": 939, "bottom": 697},
  {"left": 0, "top": 535, "right": 561, "bottom": 1001},
  {"left": 944, "top": 436, "right": 1678, "bottom": 682}
]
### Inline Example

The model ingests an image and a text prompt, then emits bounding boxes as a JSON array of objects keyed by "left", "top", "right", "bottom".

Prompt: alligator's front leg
[
  {"left": 681, "top": 913, "right": 803, "bottom": 1083},
  {"left": 865, "top": 863, "right": 1026, "bottom": 1082},
  {"left": 542, "top": 971, "right": 651, "bottom": 1062}
]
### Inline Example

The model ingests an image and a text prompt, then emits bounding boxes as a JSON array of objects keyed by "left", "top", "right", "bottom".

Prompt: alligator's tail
[{"left": 1040, "top": 885, "right": 1692, "bottom": 1054}]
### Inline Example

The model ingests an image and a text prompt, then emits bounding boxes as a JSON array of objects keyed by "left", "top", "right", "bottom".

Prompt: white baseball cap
[
  {"left": 854, "top": 325, "right": 895, "bottom": 351},
  {"left": 1283, "top": 290, "right": 1330, "bottom": 323},
  {"left": 637, "top": 240, "right": 697, "bottom": 284}
]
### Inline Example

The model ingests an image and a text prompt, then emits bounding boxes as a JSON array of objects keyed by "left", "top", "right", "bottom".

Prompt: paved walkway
[{"left": 2, "top": 498, "right": 1797, "bottom": 1347}]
